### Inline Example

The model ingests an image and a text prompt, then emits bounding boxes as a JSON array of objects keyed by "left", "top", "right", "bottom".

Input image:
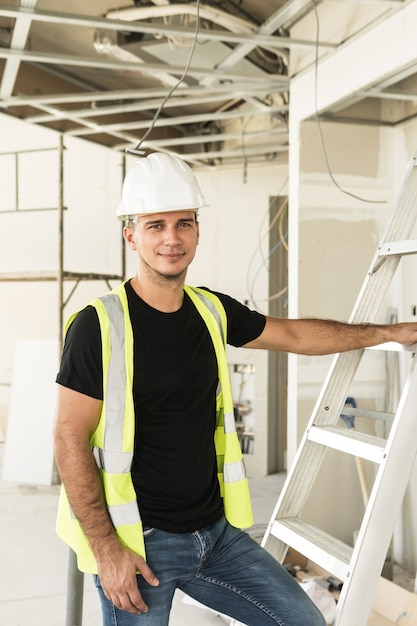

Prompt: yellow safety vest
[{"left": 56, "top": 282, "right": 253, "bottom": 574}]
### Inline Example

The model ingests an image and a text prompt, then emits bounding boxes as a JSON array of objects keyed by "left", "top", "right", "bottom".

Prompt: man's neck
[{"left": 130, "top": 273, "right": 185, "bottom": 313}]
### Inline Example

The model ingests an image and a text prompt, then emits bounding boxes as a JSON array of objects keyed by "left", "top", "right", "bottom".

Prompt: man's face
[{"left": 124, "top": 210, "right": 199, "bottom": 281}]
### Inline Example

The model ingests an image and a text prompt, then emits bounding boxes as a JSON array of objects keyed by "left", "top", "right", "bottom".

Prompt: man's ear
[{"left": 123, "top": 225, "right": 136, "bottom": 250}]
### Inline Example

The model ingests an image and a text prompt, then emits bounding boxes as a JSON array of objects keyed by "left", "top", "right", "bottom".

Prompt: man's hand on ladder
[{"left": 383, "top": 322, "right": 417, "bottom": 346}]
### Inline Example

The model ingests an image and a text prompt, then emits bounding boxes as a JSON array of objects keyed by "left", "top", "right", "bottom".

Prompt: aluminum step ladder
[{"left": 261, "top": 153, "right": 417, "bottom": 626}]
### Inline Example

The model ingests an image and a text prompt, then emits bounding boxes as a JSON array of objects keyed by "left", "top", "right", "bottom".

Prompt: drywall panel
[
  {"left": 300, "top": 122, "right": 381, "bottom": 179},
  {"left": 2, "top": 339, "right": 59, "bottom": 486},
  {"left": 299, "top": 217, "right": 379, "bottom": 321}
]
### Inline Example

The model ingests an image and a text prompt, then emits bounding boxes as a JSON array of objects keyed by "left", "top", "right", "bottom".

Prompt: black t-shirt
[{"left": 56, "top": 281, "right": 266, "bottom": 532}]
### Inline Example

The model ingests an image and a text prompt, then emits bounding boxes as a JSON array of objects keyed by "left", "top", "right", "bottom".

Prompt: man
[{"left": 54, "top": 153, "right": 417, "bottom": 626}]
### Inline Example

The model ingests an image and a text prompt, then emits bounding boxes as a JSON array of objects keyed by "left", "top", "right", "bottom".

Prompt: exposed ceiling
[{"left": 0, "top": 0, "right": 417, "bottom": 167}]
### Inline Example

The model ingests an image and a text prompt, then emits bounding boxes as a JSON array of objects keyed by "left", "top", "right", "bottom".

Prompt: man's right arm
[{"left": 54, "top": 384, "right": 158, "bottom": 614}]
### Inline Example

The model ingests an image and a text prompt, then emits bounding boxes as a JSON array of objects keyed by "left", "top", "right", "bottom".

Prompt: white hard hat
[{"left": 117, "top": 152, "right": 207, "bottom": 220}]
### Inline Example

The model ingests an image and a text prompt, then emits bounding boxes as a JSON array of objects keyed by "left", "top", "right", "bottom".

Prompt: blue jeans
[{"left": 94, "top": 516, "right": 326, "bottom": 626}]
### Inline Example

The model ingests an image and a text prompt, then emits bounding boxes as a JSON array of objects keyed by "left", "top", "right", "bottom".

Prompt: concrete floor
[{"left": 0, "top": 443, "right": 286, "bottom": 626}]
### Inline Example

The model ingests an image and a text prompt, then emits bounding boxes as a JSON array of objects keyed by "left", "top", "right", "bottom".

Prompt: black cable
[{"left": 126, "top": 0, "right": 201, "bottom": 156}]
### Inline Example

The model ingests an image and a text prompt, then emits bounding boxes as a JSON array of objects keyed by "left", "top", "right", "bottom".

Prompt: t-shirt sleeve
[
  {"left": 56, "top": 306, "right": 103, "bottom": 400},
  {"left": 208, "top": 290, "right": 266, "bottom": 347}
]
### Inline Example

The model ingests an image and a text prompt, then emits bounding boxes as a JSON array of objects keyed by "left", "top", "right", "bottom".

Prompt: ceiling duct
[{"left": 104, "top": 3, "right": 288, "bottom": 73}]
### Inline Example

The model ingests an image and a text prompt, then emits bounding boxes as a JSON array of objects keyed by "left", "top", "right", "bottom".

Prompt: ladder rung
[
  {"left": 378, "top": 239, "right": 417, "bottom": 256},
  {"left": 367, "top": 341, "right": 417, "bottom": 352},
  {"left": 308, "top": 425, "right": 386, "bottom": 463},
  {"left": 271, "top": 518, "right": 352, "bottom": 580},
  {"left": 341, "top": 407, "right": 394, "bottom": 421}
]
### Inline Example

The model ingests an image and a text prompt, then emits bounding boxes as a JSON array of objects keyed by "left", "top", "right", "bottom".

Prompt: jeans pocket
[{"left": 143, "top": 526, "right": 157, "bottom": 537}]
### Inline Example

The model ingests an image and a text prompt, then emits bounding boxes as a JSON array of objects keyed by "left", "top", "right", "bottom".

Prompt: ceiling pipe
[{"left": 106, "top": 4, "right": 255, "bottom": 35}]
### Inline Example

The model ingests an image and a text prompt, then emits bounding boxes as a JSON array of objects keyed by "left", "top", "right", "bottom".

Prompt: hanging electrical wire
[
  {"left": 126, "top": 0, "right": 202, "bottom": 156},
  {"left": 311, "top": 0, "right": 386, "bottom": 204},
  {"left": 249, "top": 238, "right": 288, "bottom": 314},
  {"left": 245, "top": 181, "right": 289, "bottom": 313},
  {"left": 240, "top": 116, "right": 252, "bottom": 184}
]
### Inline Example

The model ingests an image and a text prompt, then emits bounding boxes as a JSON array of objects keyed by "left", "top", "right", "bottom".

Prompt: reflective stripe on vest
[
  {"left": 224, "top": 460, "right": 247, "bottom": 483},
  {"left": 224, "top": 411, "right": 236, "bottom": 434},
  {"left": 92, "top": 447, "right": 133, "bottom": 474},
  {"left": 94, "top": 289, "right": 141, "bottom": 530},
  {"left": 100, "top": 292, "right": 128, "bottom": 453},
  {"left": 108, "top": 501, "right": 140, "bottom": 527}
]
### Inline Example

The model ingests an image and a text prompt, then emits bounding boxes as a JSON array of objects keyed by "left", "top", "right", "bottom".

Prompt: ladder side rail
[
  {"left": 261, "top": 530, "right": 290, "bottom": 563},
  {"left": 347, "top": 152, "right": 417, "bottom": 324},
  {"left": 348, "top": 252, "right": 402, "bottom": 325},
  {"left": 372, "top": 154, "right": 417, "bottom": 250},
  {"left": 334, "top": 354, "right": 417, "bottom": 626},
  {"left": 261, "top": 436, "right": 328, "bottom": 558}
]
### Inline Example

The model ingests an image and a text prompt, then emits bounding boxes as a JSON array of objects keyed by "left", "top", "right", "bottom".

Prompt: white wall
[
  {"left": 0, "top": 117, "right": 124, "bottom": 450},
  {"left": 0, "top": 127, "right": 124, "bottom": 489}
]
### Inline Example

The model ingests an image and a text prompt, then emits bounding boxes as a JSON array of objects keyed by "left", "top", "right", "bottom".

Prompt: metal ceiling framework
[{"left": 0, "top": 0, "right": 416, "bottom": 166}]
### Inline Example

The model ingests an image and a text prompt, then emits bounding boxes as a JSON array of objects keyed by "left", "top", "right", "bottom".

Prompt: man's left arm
[{"left": 244, "top": 317, "right": 417, "bottom": 355}]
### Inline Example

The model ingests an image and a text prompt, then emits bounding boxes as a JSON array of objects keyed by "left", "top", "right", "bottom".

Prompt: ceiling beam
[
  {"left": 1, "top": 81, "right": 283, "bottom": 109},
  {"left": 290, "top": 0, "right": 417, "bottom": 122},
  {"left": 308, "top": 51, "right": 417, "bottom": 116},
  {"left": 330, "top": 0, "right": 404, "bottom": 5},
  {"left": 363, "top": 88, "right": 417, "bottom": 102},
  {"left": 0, "top": 48, "right": 289, "bottom": 86},
  {"left": 65, "top": 104, "right": 289, "bottom": 137},
  {"left": 203, "top": 0, "right": 316, "bottom": 78},
  {"left": 0, "top": 6, "right": 337, "bottom": 51},
  {"left": 25, "top": 88, "right": 284, "bottom": 124},
  {"left": 0, "top": 0, "right": 37, "bottom": 99},
  {"left": 177, "top": 144, "right": 289, "bottom": 163},
  {"left": 138, "top": 126, "right": 288, "bottom": 148},
  {"left": 9, "top": 97, "right": 277, "bottom": 168}
]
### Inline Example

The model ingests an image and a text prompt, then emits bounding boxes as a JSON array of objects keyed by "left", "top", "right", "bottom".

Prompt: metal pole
[
  {"left": 60, "top": 133, "right": 85, "bottom": 626},
  {"left": 58, "top": 134, "right": 64, "bottom": 348},
  {"left": 121, "top": 153, "right": 126, "bottom": 280},
  {"left": 66, "top": 549, "right": 84, "bottom": 626}
]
